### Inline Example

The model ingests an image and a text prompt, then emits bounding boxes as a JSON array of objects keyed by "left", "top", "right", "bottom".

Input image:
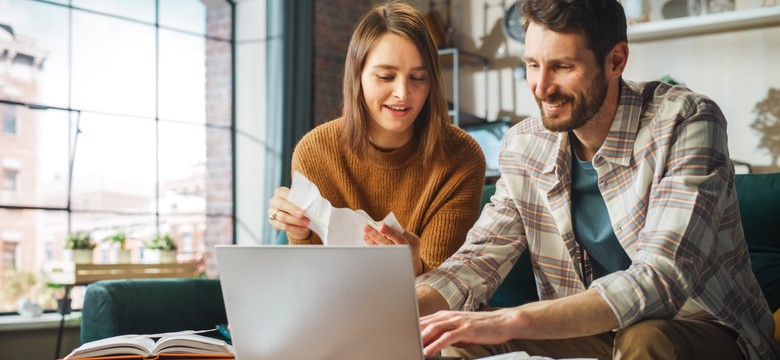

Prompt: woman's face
[{"left": 360, "top": 33, "right": 430, "bottom": 150}]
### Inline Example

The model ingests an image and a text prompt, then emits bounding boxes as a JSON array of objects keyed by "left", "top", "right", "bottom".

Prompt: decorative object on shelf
[
  {"left": 63, "top": 231, "right": 96, "bottom": 264},
  {"left": 144, "top": 234, "right": 178, "bottom": 264},
  {"left": 17, "top": 297, "right": 43, "bottom": 318},
  {"left": 443, "top": 0, "right": 455, "bottom": 48},
  {"left": 629, "top": 5, "right": 780, "bottom": 42},
  {"left": 709, "top": 0, "right": 737, "bottom": 12},
  {"left": 735, "top": 0, "right": 761, "bottom": 9},
  {"left": 662, "top": 0, "right": 689, "bottom": 19},
  {"left": 624, "top": 0, "right": 650, "bottom": 23},
  {"left": 102, "top": 231, "right": 131, "bottom": 264},
  {"left": 424, "top": 1, "right": 445, "bottom": 48},
  {"left": 660, "top": 74, "right": 683, "bottom": 86},
  {"left": 750, "top": 88, "right": 780, "bottom": 172},
  {"left": 502, "top": 0, "right": 526, "bottom": 43},
  {"left": 688, "top": 0, "right": 735, "bottom": 15}
]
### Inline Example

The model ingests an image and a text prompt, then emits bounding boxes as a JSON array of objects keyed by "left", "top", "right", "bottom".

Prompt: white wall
[
  {"left": 445, "top": 0, "right": 780, "bottom": 172},
  {"left": 625, "top": 27, "right": 780, "bottom": 171}
]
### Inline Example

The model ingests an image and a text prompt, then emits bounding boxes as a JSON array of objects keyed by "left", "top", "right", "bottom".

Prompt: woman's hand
[
  {"left": 363, "top": 224, "right": 423, "bottom": 275},
  {"left": 268, "top": 187, "right": 311, "bottom": 240}
]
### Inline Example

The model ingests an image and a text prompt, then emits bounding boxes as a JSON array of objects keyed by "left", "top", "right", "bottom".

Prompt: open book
[{"left": 62, "top": 331, "right": 234, "bottom": 359}]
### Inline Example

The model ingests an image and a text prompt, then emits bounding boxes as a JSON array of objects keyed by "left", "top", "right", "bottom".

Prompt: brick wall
[
  {"left": 311, "top": 0, "right": 378, "bottom": 127},
  {"left": 204, "top": 1, "right": 233, "bottom": 277}
]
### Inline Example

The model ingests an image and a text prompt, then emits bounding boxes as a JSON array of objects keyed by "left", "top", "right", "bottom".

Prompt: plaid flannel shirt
[{"left": 417, "top": 80, "right": 778, "bottom": 359}]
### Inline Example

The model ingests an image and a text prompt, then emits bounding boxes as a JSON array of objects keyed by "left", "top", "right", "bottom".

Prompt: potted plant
[
  {"left": 144, "top": 234, "right": 178, "bottom": 264},
  {"left": 102, "top": 231, "right": 131, "bottom": 264},
  {"left": 63, "top": 232, "right": 96, "bottom": 264}
]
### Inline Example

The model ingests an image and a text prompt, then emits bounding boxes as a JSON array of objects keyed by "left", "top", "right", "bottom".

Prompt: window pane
[
  {"left": 38, "top": 109, "right": 73, "bottom": 208},
  {"left": 0, "top": 104, "right": 70, "bottom": 208},
  {"left": 2, "top": 241, "right": 18, "bottom": 270},
  {"left": 71, "top": 113, "right": 156, "bottom": 212},
  {"left": 158, "top": 121, "right": 205, "bottom": 216},
  {"left": 72, "top": 0, "right": 155, "bottom": 23},
  {"left": 0, "top": 0, "right": 70, "bottom": 108},
  {"left": 2, "top": 169, "right": 18, "bottom": 191},
  {"left": 159, "top": 30, "right": 206, "bottom": 124},
  {"left": 159, "top": 0, "right": 206, "bottom": 35},
  {"left": 0, "top": 209, "right": 67, "bottom": 313},
  {"left": 70, "top": 212, "right": 156, "bottom": 264},
  {"left": 160, "top": 214, "right": 231, "bottom": 277},
  {"left": 71, "top": 11, "right": 156, "bottom": 117},
  {"left": 0, "top": 0, "right": 235, "bottom": 318},
  {"left": 159, "top": 214, "right": 205, "bottom": 260},
  {"left": 2, "top": 104, "right": 17, "bottom": 134}
]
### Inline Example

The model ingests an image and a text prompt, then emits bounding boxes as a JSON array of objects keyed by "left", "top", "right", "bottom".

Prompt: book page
[
  {"left": 64, "top": 335, "right": 155, "bottom": 359},
  {"left": 152, "top": 333, "right": 234, "bottom": 355}
]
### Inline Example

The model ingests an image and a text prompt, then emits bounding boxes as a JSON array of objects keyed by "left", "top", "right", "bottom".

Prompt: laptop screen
[{"left": 216, "top": 245, "right": 426, "bottom": 360}]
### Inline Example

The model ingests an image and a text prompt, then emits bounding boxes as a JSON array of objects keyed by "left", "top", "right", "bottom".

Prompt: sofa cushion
[
  {"left": 486, "top": 173, "right": 780, "bottom": 312},
  {"left": 482, "top": 184, "right": 539, "bottom": 307},
  {"left": 735, "top": 172, "right": 780, "bottom": 312}
]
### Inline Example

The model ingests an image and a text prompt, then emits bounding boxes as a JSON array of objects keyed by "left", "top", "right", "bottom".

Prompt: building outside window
[
  {"left": 1, "top": 168, "right": 18, "bottom": 191},
  {"left": 1, "top": 104, "right": 17, "bottom": 135},
  {"left": 0, "top": 0, "right": 235, "bottom": 314},
  {"left": 1, "top": 241, "right": 18, "bottom": 270}
]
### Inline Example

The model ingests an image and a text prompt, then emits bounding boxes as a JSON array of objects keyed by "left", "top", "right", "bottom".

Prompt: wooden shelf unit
[{"left": 438, "top": 47, "right": 489, "bottom": 126}]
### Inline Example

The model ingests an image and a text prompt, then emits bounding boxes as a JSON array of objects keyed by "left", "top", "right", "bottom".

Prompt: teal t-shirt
[{"left": 570, "top": 144, "right": 631, "bottom": 280}]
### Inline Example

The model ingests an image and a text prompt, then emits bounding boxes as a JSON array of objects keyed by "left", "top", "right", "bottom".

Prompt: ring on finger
[{"left": 269, "top": 209, "right": 280, "bottom": 221}]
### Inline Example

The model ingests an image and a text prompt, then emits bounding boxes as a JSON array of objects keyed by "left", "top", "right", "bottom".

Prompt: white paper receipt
[{"left": 286, "top": 171, "right": 403, "bottom": 245}]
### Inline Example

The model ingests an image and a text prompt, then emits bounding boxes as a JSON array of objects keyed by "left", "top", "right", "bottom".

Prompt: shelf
[
  {"left": 438, "top": 47, "right": 489, "bottom": 67},
  {"left": 438, "top": 48, "right": 490, "bottom": 127},
  {"left": 627, "top": 6, "right": 780, "bottom": 42}
]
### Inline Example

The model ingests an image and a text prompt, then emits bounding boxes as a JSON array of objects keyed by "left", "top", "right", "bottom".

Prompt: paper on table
[{"left": 287, "top": 171, "right": 404, "bottom": 245}]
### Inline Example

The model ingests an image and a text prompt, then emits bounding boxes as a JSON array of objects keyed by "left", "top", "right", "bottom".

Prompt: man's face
[{"left": 523, "top": 23, "right": 609, "bottom": 133}]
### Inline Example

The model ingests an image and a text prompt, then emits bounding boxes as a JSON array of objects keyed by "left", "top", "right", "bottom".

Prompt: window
[
  {"left": 1, "top": 104, "right": 17, "bottom": 135},
  {"left": 2, "top": 169, "right": 18, "bottom": 191},
  {"left": 0, "top": 0, "right": 234, "bottom": 314},
  {"left": 2, "top": 241, "right": 18, "bottom": 270},
  {"left": 181, "top": 231, "right": 194, "bottom": 255}
]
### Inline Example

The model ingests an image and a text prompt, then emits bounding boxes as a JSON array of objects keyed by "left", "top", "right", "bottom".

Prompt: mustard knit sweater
[{"left": 290, "top": 118, "right": 486, "bottom": 269}]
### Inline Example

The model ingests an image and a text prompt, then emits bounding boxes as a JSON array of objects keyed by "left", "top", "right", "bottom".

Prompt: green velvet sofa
[
  {"left": 486, "top": 172, "right": 780, "bottom": 315},
  {"left": 79, "top": 173, "right": 780, "bottom": 345},
  {"left": 80, "top": 278, "right": 227, "bottom": 344}
]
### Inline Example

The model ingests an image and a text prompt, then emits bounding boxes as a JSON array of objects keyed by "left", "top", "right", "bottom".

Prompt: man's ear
[{"left": 606, "top": 42, "right": 629, "bottom": 78}]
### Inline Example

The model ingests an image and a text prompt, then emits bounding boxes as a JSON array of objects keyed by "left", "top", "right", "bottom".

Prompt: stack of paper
[{"left": 287, "top": 171, "right": 404, "bottom": 245}]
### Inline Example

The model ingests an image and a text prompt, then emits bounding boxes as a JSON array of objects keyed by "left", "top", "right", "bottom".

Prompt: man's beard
[{"left": 537, "top": 72, "right": 608, "bottom": 133}]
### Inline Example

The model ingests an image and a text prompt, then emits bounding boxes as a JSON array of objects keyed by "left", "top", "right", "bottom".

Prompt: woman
[{"left": 268, "top": 2, "right": 485, "bottom": 276}]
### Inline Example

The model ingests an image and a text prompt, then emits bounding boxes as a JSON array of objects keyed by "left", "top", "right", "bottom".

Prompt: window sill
[{"left": 0, "top": 312, "right": 81, "bottom": 332}]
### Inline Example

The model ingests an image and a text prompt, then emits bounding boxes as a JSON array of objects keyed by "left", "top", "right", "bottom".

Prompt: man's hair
[
  {"left": 341, "top": 1, "right": 449, "bottom": 164},
  {"left": 520, "top": 0, "right": 627, "bottom": 69}
]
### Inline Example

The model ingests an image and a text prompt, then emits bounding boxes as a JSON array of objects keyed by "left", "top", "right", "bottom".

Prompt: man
[{"left": 414, "top": 0, "right": 779, "bottom": 359}]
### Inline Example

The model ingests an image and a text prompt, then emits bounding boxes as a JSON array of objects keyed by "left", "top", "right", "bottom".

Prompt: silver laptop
[{"left": 216, "top": 245, "right": 431, "bottom": 360}]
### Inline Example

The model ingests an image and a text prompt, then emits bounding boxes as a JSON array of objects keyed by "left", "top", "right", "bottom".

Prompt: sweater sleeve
[
  {"left": 417, "top": 138, "right": 486, "bottom": 269},
  {"left": 287, "top": 133, "right": 324, "bottom": 245}
]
